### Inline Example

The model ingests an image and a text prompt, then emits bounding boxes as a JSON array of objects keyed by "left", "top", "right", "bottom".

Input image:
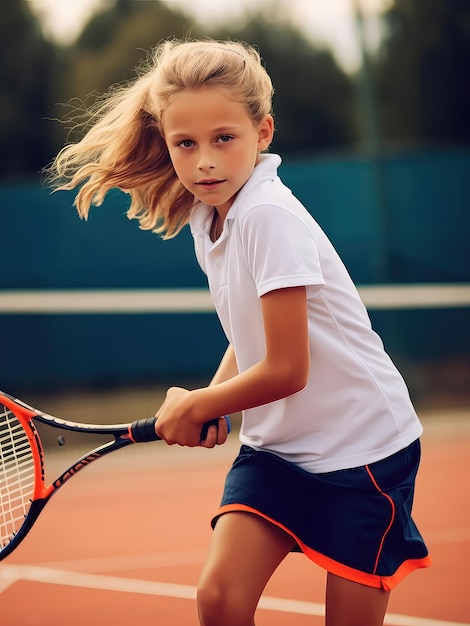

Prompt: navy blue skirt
[{"left": 211, "top": 440, "right": 431, "bottom": 590}]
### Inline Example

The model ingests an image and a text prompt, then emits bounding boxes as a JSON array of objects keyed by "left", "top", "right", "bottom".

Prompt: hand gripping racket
[{"left": 0, "top": 389, "right": 230, "bottom": 561}]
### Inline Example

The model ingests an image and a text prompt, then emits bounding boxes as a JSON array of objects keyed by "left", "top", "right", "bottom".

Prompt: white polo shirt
[{"left": 190, "top": 154, "right": 422, "bottom": 473}]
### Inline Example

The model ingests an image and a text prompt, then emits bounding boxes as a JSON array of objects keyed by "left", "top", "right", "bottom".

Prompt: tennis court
[{"left": 0, "top": 403, "right": 468, "bottom": 626}]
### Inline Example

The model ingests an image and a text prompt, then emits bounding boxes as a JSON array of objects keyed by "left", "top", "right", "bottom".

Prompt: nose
[{"left": 197, "top": 146, "right": 216, "bottom": 171}]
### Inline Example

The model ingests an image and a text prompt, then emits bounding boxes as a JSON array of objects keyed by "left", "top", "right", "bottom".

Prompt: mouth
[{"left": 196, "top": 179, "right": 225, "bottom": 189}]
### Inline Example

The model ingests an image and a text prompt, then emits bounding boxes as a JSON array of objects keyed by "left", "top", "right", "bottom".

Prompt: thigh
[
  {"left": 198, "top": 511, "right": 296, "bottom": 611},
  {"left": 326, "top": 572, "right": 390, "bottom": 626}
]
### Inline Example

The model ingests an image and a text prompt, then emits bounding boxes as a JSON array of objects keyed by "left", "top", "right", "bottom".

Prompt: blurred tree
[
  {"left": 375, "top": 0, "right": 470, "bottom": 146},
  {"left": 0, "top": 0, "right": 361, "bottom": 181},
  {"left": 209, "top": 11, "right": 355, "bottom": 154},
  {"left": 0, "top": 0, "right": 61, "bottom": 179},
  {"left": 59, "top": 1, "right": 354, "bottom": 155},
  {"left": 63, "top": 0, "right": 198, "bottom": 103}
]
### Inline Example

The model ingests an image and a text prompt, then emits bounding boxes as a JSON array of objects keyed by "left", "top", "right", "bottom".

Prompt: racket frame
[
  {"left": 0, "top": 391, "right": 142, "bottom": 560},
  {"left": 0, "top": 390, "right": 228, "bottom": 561}
]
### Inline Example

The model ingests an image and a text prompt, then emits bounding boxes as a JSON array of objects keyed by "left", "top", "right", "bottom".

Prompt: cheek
[
  {"left": 166, "top": 145, "right": 177, "bottom": 165},
  {"left": 167, "top": 151, "right": 185, "bottom": 176},
  {"left": 170, "top": 158, "right": 194, "bottom": 189}
]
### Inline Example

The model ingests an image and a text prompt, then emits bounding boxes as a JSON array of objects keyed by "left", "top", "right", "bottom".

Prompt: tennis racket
[{"left": 0, "top": 389, "right": 230, "bottom": 561}]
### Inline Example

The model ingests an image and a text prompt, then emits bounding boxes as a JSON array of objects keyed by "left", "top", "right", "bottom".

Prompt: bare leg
[
  {"left": 326, "top": 572, "right": 390, "bottom": 626},
  {"left": 197, "top": 512, "right": 296, "bottom": 626}
]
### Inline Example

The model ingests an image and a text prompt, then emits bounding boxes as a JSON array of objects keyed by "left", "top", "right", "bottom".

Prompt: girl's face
[{"left": 162, "top": 86, "right": 273, "bottom": 216}]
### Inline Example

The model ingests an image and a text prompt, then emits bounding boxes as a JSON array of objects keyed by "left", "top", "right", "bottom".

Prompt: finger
[
  {"left": 154, "top": 418, "right": 176, "bottom": 445},
  {"left": 216, "top": 416, "right": 229, "bottom": 445},
  {"left": 200, "top": 416, "right": 230, "bottom": 447},
  {"left": 200, "top": 424, "right": 218, "bottom": 448}
]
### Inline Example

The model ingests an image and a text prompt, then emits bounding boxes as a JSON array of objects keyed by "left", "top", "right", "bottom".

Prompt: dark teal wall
[
  {"left": 2, "top": 150, "right": 469, "bottom": 290},
  {"left": 1, "top": 150, "right": 469, "bottom": 393},
  {"left": 280, "top": 150, "right": 470, "bottom": 283}
]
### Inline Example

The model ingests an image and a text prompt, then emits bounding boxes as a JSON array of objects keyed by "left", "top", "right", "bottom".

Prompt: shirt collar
[{"left": 190, "top": 153, "right": 282, "bottom": 239}]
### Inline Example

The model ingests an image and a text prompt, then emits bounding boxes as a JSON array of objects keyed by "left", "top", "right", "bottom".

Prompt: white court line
[
  {"left": 0, "top": 284, "right": 469, "bottom": 313},
  {"left": 39, "top": 522, "right": 470, "bottom": 576},
  {"left": 0, "top": 564, "right": 468, "bottom": 626},
  {"left": 0, "top": 572, "right": 16, "bottom": 594},
  {"left": 41, "top": 548, "right": 208, "bottom": 573}
]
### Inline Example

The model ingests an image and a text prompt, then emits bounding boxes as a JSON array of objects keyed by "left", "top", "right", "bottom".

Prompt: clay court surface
[{"left": 0, "top": 403, "right": 468, "bottom": 626}]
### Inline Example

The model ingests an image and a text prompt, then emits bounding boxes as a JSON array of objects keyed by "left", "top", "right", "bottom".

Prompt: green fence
[{"left": 1, "top": 149, "right": 469, "bottom": 396}]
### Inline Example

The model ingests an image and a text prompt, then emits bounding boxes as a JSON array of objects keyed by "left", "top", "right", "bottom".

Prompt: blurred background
[{"left": 0, "top": 0, "right": 469, "bottom": 418}]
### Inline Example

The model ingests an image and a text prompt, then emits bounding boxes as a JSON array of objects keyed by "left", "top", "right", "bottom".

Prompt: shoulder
[
  {"left": 238, "top": 176, "right": 315, "bottom": 236},
  {"left": 234, "top": 153, "right": 292, "bottom": 212}
]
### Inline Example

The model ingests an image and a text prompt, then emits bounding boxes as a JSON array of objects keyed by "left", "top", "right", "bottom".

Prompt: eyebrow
[{"left": 166, "top": 126, "right": 240, "bottom": 139}]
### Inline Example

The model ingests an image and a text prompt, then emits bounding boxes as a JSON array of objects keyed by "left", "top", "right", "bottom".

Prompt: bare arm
[
  {"left": 209, "top": 344, "right": 239, "bottom": 386},
  {"left": 155, "top": 286, "right": 310, "bottom": 445}
]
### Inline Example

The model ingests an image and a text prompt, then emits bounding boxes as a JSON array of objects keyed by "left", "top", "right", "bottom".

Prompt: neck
[{"left": 210, "top": 209, "right": 220, "bottom": 242}]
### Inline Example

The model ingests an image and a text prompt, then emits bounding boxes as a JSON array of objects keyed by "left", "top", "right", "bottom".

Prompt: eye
[
  {"left": 177, "top": 139, "right": 194, "bottom": 148},
  {"left": 216, "top": 135, "right": 234, "bottom": 144}
]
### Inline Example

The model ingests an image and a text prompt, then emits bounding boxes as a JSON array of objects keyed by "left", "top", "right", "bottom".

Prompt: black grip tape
[
  {"left": 130, "top": 416, "right": 223, "bottom": 443},
  {"left": 130, "top": 417, "right": 159, "bottom": 442}
]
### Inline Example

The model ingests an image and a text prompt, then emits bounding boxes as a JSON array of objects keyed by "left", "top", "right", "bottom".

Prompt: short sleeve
[{"left": 240, "top": 204, "right": 325, "bottom": 297}]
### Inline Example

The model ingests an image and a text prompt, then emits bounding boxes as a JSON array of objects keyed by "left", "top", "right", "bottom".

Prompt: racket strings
[{"left": 0, "top": 405, "right": 35, "bottom": 547}]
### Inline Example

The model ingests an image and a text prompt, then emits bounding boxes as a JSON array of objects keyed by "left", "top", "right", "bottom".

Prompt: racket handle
[
  {"left": 130, "top": 415, "right": 231, "bottom": 443},
  {"left": 130, "top": 417, "right": 159, "bottom": 442},
  {"left": 200, "top": 415, "right": 231, "bottom": 441}
]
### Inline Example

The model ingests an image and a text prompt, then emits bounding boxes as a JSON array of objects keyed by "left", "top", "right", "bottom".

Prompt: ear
[{"left": 257, "top": 115, "right": 274, "bottom": 151}]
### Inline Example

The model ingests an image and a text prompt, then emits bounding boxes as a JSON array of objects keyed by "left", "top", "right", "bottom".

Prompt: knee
[{"left": 197, "top": 579, "right": 252, "bottom": 626}]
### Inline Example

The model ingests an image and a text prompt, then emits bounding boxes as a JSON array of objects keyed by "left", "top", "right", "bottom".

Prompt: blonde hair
[{"left": 47, "top": 39, "right": 274, "bottom": 238}]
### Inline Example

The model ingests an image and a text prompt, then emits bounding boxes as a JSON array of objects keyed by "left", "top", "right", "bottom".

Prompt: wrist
[{"left": 188, "top": 386, "right": 218, "bottom": 424}]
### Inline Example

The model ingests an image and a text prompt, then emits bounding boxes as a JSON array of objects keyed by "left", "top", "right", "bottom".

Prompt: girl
[{"left": 48, "top": 39, "right": 431, "bottom": 626}]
